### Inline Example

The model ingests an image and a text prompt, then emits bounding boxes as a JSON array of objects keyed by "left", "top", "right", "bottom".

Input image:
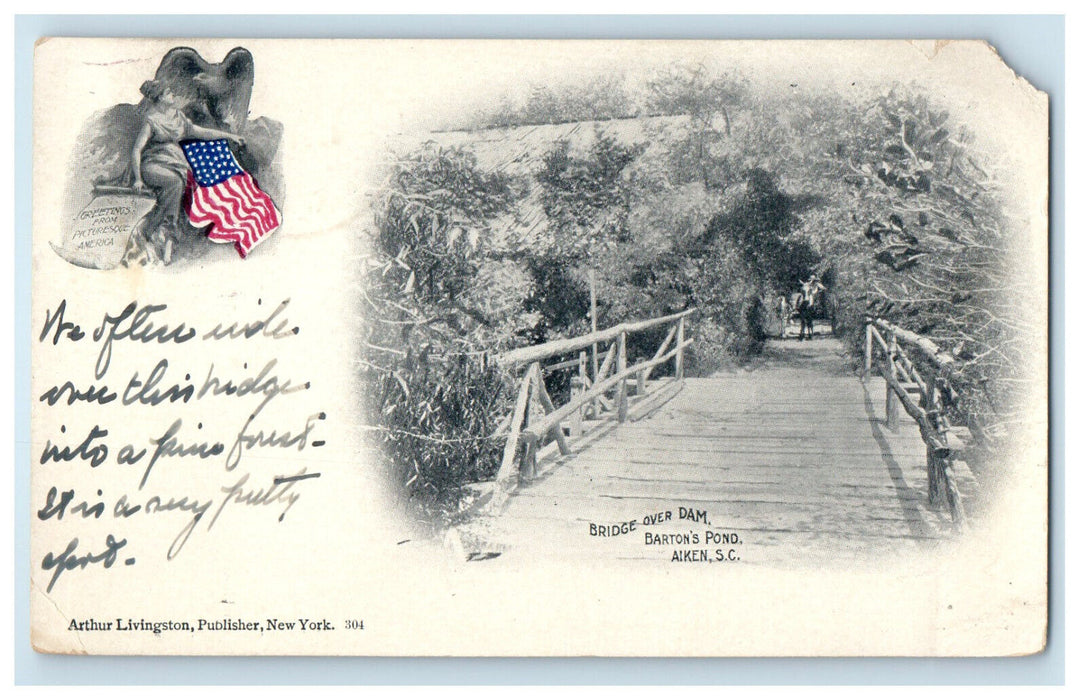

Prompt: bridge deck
[{"left": 455, "top": 326, "right": 975, "bottom": 565}]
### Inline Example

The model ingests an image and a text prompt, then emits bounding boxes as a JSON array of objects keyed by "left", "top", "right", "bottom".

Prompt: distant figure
[
  {"left": 796, "top": 274, "right": 825, "bottom": 341},
  {"left": 776, "top": 295, "right": 790, "bottom": 338}
]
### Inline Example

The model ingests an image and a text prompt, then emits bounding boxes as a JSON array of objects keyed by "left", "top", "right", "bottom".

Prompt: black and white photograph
[{"left": 362, "top": 42, "right": 1048, "bottom": 572}]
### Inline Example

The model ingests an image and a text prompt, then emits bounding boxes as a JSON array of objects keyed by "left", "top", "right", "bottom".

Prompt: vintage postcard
[{"left": 30, "top": 38, "right": 1048, "bottom": 656}]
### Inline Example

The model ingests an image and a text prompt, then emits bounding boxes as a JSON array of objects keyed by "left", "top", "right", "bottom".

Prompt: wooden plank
[
  {"left": 557, "top": 471, "right": 929, "bottom": 492},
  {"left": 872, "top": 318, "right": 956, "bottom": 370},
  {"left": 562, "top": 456, "right": 928, "bottom": 473},
  {"left": 582, "top": 426, "right": 923, "bottom": 441},
  {"left": 567, "top": 446, "right": 926, "bottom": 461},
  {"left": 619, "top": 428, "right": 910, "bottom": 439},
  {"left": 629, "top": 433, "right": 926, "bottom": 445},
  {"left": 567, "top": 444, "right": 925, "bottom": 459},
  {"left": 519, "top": 477, "right": 930, "bottom": 506},
  {"left": 522, "top": 341, "right": 691, "bottom": 443},
  {"left": 549, "top": 467, "right": 931, "bottom": 492},
  {"left": 627, "top": 379, "right": 684, "bottom": 423},
  {"left": 542, "top": 358, "right": 581, "bottom": 373},
  {"left": 497, "top": 309, "right": 694, "bottom": 367}
]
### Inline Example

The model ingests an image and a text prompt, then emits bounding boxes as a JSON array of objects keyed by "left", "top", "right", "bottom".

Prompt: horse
[
  {"left": 796, "top": 293, "right": 814, "bottom": 341},
  {"left": 796, "top": 277, "right": 824, "bottom": 341}
]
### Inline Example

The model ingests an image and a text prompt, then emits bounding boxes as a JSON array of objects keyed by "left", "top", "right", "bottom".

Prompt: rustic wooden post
[
  {"left": 590, "top": 268, "right": 599, "bottom": 381},
  {"left": 933, "top": 449, "right": 952, "bottom": 509},
  {"left": 594, "top": 341, "right": 617, "bottom": 416},
  {"left": 885, "top": 332, "right": 899, "bottom": 432},
  {"left": 519, "top": 432, "right": 539, "bottom": 480},
  {"left": 493, "top": 366, "right": 537, "bottom": 494},
  {"left": 636, "top": 358, "right": 647, "bottom": 396},
  {"left": 532, "top": 363, "right": 570, "bottom": 456},
  {"left": 863, "top": 323, "right": 872, "bottom": 380},
  {"left": 675, "top": 315, "right": 685, "bottom": 380},
  {"left": 927, "top": 374, "right": 964, "bottom": 525},
  {"left": 926, "top": 447, "right": 941, "bottom": 505},
  {"left": 617, "top": 331, "right": 628, "bottom": 423},
  {"left": 919, "top": 366, "right": 937, "bottom": 502},
  {"left": 572, "top": 351, "right": 587, "bottom": 435},
  {"left": 885, "top": 382, "right": 900, "bottom": 432}
]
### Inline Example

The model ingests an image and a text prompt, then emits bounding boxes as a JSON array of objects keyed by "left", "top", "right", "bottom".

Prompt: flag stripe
[
  {"left": 189, "top": 184, "right": 249, "bottom": 243},
  {"left": 203, "top": 184, "right": 261, "bottom": 242},
  {"left": 189, "top": 176, "right": 272, "bottom": 255},
  {"left": 237, "top": 175, "right": 279, "bottom": 229},
  {"left": 221, "top": 178, "right": 270, "bottom": 240},
  {"left": 189, "top": 184, "right": 254, "bottom": 253},
  {"left": 182, "top": 140, "right": 280, "bottom": 258}
]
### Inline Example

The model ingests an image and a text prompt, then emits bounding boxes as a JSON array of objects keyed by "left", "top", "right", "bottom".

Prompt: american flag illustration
[{"left": 182, "top": 139, "right": 281, "bottom": 258}]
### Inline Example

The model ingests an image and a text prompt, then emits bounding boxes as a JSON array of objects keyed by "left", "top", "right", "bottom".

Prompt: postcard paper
[{"left": 30, "top": 38, "right": 1048, "bottom": 655}]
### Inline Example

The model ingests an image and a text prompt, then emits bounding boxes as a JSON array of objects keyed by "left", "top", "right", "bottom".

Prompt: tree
[
  {"left": 361, "top": 145, "right": 529, "bottom": 522},
  {"left": 533, "top": 131, "right": 645, "bottom": 335},
  {"left": 702, "top": 168, "right": 821, "bottom": 294},
  {"left": 789, "top": 85, "right": 1030, "bottom": 445},
  {"left": 476, "top": 76, "right": 636, "bottom": 129},
  {"left": 646, "top": 63, "right": 748, "bottom": 190}
]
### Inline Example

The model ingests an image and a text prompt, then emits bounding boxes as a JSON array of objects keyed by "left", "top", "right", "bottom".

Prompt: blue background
[{"left": 13, "top": 14, "right": 1065, "bottom": 685}]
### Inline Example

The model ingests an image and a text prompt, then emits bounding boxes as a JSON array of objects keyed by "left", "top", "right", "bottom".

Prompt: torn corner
[{"left": 910, "top": 39, "right": 954, "bottom": 60}]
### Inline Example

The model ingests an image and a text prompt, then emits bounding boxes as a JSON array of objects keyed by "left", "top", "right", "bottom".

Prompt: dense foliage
[
  {"left": 361, "top": 146, "right": 524, "bottom": 520},
  {"left": 361, "top": 68, "right": 1033, "bottom": 521},
  {"left": 800, "top": 89, "right": 1031, "bottom": 442}
]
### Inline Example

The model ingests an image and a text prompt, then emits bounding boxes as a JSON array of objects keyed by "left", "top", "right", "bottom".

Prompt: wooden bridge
[{"left": 450, "top": 311, "right": 980, "bottom": 565}]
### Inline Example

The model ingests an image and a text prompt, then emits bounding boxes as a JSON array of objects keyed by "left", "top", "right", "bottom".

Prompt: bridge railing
[
  {"left": 488, "top": 309, "right": 694, "bottom": 504},
  {"left": 864, "top": 317, "right": 968, "bottom": 525}
]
